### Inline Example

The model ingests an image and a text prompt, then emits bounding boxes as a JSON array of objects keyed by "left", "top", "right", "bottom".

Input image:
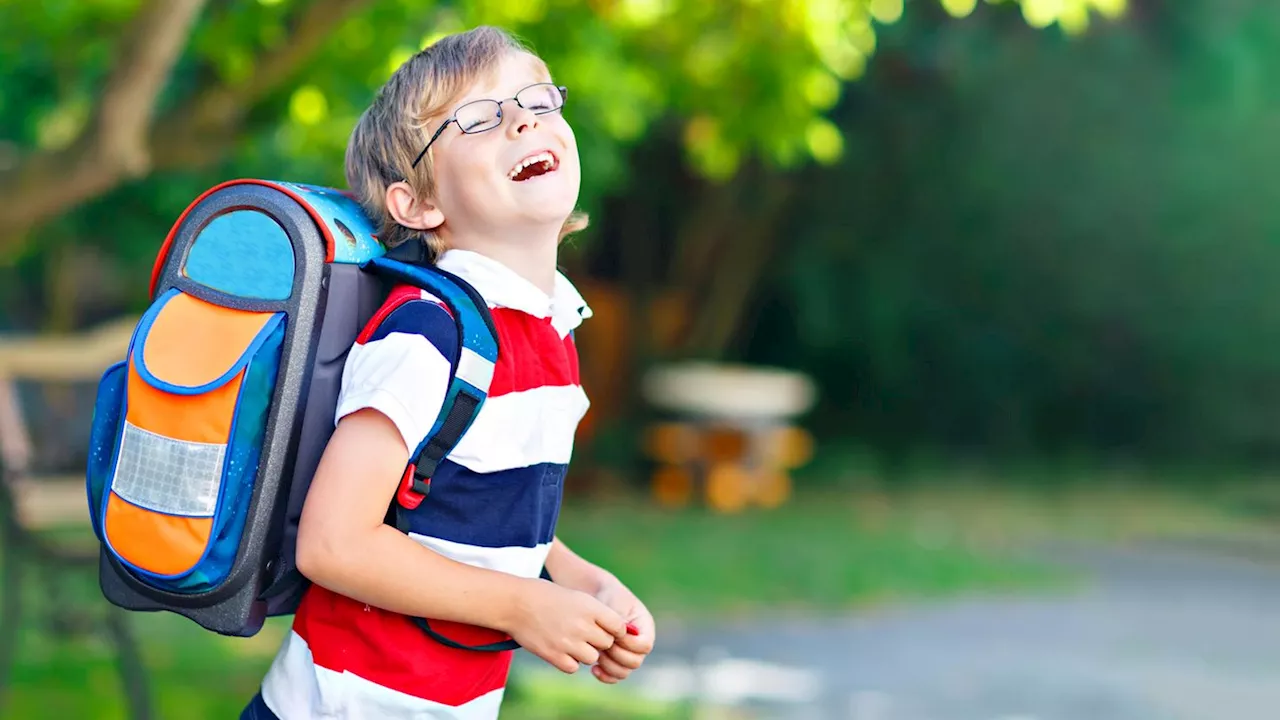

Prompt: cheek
[
  {"left": 434, "top": 145, "right": 497, "bottom": 208},
  {"left": 554, "top": 122, "right": 581, "bottom": 173},
  {"left": 445, "top": 142, "right": 493, "bottom": 178},
  {"left": 557, "top": 119, "right": 579, "bottom": 154}
]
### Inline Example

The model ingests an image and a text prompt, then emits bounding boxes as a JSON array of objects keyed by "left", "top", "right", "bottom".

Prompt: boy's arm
[
  {"left": 544, "top": 536, "right": 615, "bottom": 595},
  {"left": 295, "top": 407, "right": 628, "bottom": 673},
  {"left": 295, "top": 408, "right": 528, "bottom": 629}
]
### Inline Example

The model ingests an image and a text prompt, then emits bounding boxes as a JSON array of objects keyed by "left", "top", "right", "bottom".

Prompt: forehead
[{"left": 457, "top": 51, "right": 551, "bottom": 104}]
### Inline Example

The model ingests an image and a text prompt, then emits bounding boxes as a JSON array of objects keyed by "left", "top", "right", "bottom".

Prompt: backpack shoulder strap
[
  {"left": 363, "top": 247, "right": 519, "bottom": 653},
  {"left": 363, "top": 248, "right": 498, "bottom": 508}
]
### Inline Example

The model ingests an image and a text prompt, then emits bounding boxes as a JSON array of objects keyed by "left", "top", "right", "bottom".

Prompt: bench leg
[
  {"left": 105, "top": 607, "right": 153, "bottom": 720},
  {"left": 0, "top": 482, "right": 24, "bottom": 715},
  {"left": 106, "top": 608, "right": 153, "bottom": 720},
  {"left": 0, "top": 549, "right": 21, "bottom": 715}
]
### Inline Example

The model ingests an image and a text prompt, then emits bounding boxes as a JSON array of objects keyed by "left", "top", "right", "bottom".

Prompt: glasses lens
[
  {"left": 455, "top": 100, "right": 502, "bottom": 133},
  {"left": 518, "top": 84, "right": 565, "bottom": 114}
]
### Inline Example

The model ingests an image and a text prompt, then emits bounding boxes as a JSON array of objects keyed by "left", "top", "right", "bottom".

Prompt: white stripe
[
  {"left": 449, "top": 384, "right": 590, "bottom": 473},
  {"left": 337, "top": 334, "right": 451, "bottom": 455},
  {"left": 456, "top": 347, "right": 495, "bottom": 390},
  {"left": 262, "top": 631, "right": 505, "bottom": 720},
  {"left": 410, "top": 534, "right": 551, "bottom": 579},
  {"left": 339, "top": 331, "right": 590, "bottom": 472}
]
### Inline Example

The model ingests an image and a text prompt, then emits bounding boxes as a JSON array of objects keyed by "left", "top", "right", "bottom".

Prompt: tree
[{"left": 0, "top": 0, "right": 1126, "bottom": 270}]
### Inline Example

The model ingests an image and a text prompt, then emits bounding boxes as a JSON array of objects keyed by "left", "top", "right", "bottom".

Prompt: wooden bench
[
  {"left": 0, "top": 316, "right": 153, "bottom": 719},
  {"left": 640, "top": 362, "right": 817, "bottom": 513}
]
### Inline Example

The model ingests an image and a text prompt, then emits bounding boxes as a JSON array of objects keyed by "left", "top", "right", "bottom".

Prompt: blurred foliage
[
  {"left": 741, "top": 0, "right": 1280, "bottom": 467},
  {"left": 17, "top": 1, "right": 1279, "bottom": 472},
  {"left": 0, "top": 0, "right": 1107, "bottom": 322}
]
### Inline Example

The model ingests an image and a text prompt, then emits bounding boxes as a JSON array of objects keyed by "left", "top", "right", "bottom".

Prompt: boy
[{"left": 241, "top": 26, "right": 655, "bottom": 720}]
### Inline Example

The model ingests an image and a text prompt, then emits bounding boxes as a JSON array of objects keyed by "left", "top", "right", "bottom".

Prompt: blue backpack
[{"left": 85, "top": 179, "right": 511, "bottom": 649}]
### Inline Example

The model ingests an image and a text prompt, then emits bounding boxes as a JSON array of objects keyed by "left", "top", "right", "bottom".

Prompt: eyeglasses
[{"left": 410, "top": 83, "right": 569, "bottom": 168}]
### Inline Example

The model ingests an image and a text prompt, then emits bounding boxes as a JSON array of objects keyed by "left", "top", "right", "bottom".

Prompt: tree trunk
[
  {"left": 0, "top": 0, "right": 208, "bottom": 241},
  {"left": 0, "top": 0, "right": 374, "bottom": 259},
  {"left": 663, "top": 167, "right": 798, "bottom": 360}
]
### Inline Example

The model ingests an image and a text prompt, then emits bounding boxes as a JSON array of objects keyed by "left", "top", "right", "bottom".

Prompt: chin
[
  {"left": 522, "top": 205, "right": 578, "bottom": 229},
  {"left": 508, "top": 181, "right": 580, "bottom": 225}
]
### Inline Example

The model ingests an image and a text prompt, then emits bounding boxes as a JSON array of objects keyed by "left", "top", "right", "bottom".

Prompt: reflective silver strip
[
  {"left": 112, "top": 422, "right": 225, "bottom": 516},
  {"left": 456, "top": 347, "right": 495, "bottom": 390}
]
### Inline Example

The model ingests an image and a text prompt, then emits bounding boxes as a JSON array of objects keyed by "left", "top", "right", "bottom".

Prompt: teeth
[{"left": 508, "top": 152, "right": 556, "bottom": 180}]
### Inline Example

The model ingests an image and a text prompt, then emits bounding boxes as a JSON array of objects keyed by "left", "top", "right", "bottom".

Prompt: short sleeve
[{"left": 335, "top": 298, "right": 458, "bottom": 455}]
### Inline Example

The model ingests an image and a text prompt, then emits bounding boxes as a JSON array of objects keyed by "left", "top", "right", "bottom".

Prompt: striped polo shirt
[{"left": 259, "top": 248, "right": 592, "bottom": 719}]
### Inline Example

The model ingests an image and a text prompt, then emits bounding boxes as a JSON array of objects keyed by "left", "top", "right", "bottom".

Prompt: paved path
[{"left": 531, "top": 542, "right": 1280, "bottom": 719}]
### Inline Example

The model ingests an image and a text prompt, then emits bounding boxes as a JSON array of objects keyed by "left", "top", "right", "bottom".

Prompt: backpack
[{"left": 84, "top": 179, "right": 513, "bottom": 649}]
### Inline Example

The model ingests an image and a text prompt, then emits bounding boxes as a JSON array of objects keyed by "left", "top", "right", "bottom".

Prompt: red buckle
[{"left": 396, "top": 464, "right": 429, "bottom": 510}]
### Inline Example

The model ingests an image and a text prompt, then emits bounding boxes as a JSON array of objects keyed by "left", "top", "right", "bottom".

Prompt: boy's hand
[
  {"left": 590, "top": 576, "right": 656, "bottom": 684},
  {"left": 506, "top": 578, "right": 629, "bottom": 674}
]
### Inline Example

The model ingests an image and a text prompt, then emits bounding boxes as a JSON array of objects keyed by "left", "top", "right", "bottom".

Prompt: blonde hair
[{"left": 345, "top": 25, "right": 588, "bottom": 260}]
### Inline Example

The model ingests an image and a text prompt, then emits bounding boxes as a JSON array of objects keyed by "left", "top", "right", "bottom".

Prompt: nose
[{"left": 506, "top": 103, "right": 539, "bottom": 137}]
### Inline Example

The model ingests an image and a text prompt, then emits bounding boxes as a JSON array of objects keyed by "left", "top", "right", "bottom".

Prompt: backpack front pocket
[{"left": 89, "top": 288, "right": 285, "bottom": 594}]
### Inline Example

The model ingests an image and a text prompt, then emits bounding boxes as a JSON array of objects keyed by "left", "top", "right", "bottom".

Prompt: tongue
[{"left": 513, "top": 161, "right": 548, "bottom": 182}]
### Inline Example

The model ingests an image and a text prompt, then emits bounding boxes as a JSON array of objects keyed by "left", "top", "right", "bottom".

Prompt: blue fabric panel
[
  {"left": 185, "top": 211, "right": 295, "bottom": 300},
  {"left": 274, "top": 182, "right": 385, "bottom": 265},
  {"left": 86, "top": 360, "right": 128, "bottom": 542}
]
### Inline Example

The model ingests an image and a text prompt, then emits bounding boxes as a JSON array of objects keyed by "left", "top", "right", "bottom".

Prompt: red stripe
[
  {"left": 356, "top": 284, "right": 447, "bottom": 344},
  {"left": 293, "top": 586, "right": 513, "bottom": 706},
  {"left": 564, "top": 333, "right": 580, "bottom": 384},
  {"left": 489, "top": 309, "right": 582, "bottom": 397}
]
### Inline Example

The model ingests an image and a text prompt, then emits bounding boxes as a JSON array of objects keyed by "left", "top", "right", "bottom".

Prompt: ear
[{"left": 385, "top": 181, "right": 444, "bottom": 231}]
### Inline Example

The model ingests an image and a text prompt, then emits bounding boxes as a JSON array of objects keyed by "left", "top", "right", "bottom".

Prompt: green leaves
[
  {"left": 0, "top": 0, "right": 1115, "bottom": 230},
  {"left": 999, "top": 0, "right": 1129, "bottom": 34},
  {"left": 0, "top": 0, "right": 1122, "bottom": 315}
]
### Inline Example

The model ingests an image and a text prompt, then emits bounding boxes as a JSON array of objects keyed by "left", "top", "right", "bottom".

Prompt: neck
[{"left": 441, "top": 224, "right": 559, "bottom": 295}]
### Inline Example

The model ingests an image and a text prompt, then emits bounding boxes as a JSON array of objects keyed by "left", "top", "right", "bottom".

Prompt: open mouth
[{"left": 508, "top": 151, "right": 558, "bottom": 182}]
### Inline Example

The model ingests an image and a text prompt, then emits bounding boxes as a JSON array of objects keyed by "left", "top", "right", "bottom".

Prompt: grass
[
  {"left": 555, "top": 493, "right": 1061, "bottom": 616},
  {"left": 558, "top": 467, "right": 1280, "bottom": 617},
  {"left": 6, "top": 477, "right": 1277, "bottom": 718},
  {"left": 7, "top": 613, "right": 276, "bottom": 719}
]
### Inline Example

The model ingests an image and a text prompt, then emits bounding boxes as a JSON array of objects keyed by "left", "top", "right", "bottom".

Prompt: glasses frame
[{"left": 410, "top": 83, "right": 569, "bottom": 169}]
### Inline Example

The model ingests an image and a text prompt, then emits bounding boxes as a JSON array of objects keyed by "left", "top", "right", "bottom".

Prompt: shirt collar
[{"left": 435, "top": 249, "right": 593, "bottom": 334}]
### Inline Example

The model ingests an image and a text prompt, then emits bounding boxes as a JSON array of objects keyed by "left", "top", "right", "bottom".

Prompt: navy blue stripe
[
  {"left": 240, "top": 693, "right": 279, "bottom": 720},
  {"left": 369, "top": 299, "right": 458, "bottom": 361},
  {"left": 405, "top": 459, "right": 564, "bottom": 549}
]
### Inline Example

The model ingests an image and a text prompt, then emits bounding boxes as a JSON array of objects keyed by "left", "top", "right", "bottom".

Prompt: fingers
[
  {"left": 567, "top": 642, "right": 600, "bottom": 667},
  {"left": 603, "top": 645, "right": 646, "bottom": 672},
  {"left": 546, "top": 652, "right": 580, "bottom": 674},
  {"left": 593, "top": 646, "right": 647, "bottom": 684},
  {"left": 585, "top": 622, "right": 617, "bottom": 652},
  {"left": 592, "top": 603, "right": 629, "bottom": 639},
  {"left": 622, "top": 609, "right": 655, "bottom": 650},
  {"left": 615, "top": 634, "right": 652, "bottom": 654},
  {"left": 616, "top": 629, "right": 655, "bottom": 654},
  {"left": 592, "top": 665, "right": 620, "bottom": 684}
]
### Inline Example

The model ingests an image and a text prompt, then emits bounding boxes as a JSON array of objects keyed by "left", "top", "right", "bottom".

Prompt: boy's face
[{"left": 428, "top": 52, "right": 581, "bottom": 237}]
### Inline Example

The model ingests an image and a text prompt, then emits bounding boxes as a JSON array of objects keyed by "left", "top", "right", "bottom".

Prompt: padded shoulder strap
[
  {"left": 361, "top": 252, "right": 519, "bottom": 654},
  {"left": 362, "top": 252, "right": 498, "bottom": 481}
]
